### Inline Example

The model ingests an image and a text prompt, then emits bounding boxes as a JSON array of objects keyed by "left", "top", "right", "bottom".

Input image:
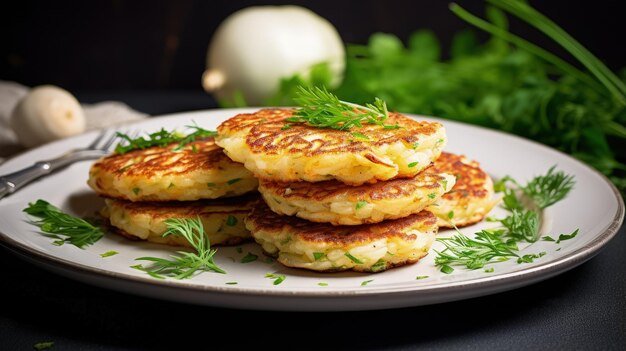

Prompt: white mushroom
[{"left": 10, "top": 85, "right": 85, "bottom": 148}]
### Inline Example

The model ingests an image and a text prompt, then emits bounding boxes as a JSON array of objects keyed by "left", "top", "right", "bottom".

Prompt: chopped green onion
[
  {"left": 355, "top": 201, "right": 368, "bottom": 210},
  {"left": 227, "top": 178, "right": 241, "bottom": 185},
  {"left": 226, "top": 215, "right": 238, "bottom": 226},
  {"left": 345, "top": 252, "right": 364, "bottom": 264},
  {"left": 313, "top": 252, "right": 325, "bottom": 261}
]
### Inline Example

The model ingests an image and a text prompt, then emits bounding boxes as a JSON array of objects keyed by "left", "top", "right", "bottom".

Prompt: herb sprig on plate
[
  {"left": 23, "top": 200, "right": 105, "bottom": 248},
  {"left": 285, "top": 86, "right": 399, "bottom": 131},
  {"left": 115, "top": 124, "right": 217, "bottom": 154},
  {"left": 135, "top": 218, "right": 225, "bottom": 279},
  {"left": 434, "top": 166, "right": 577, "bottom": 273}
]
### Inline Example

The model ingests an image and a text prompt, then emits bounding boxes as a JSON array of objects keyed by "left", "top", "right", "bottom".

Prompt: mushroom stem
[{"left": 202, "top": 69, "right": 226, "bottom": 92}]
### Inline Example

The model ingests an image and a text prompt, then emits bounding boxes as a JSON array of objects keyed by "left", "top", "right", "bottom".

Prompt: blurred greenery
[{"left": 249, "top": 2, "right": 626, "bottom": 193}]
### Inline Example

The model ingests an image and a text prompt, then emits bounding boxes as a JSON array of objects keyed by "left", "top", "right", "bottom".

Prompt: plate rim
[{"left": 0, "top": 108, "right": 624, "bottom": 301}]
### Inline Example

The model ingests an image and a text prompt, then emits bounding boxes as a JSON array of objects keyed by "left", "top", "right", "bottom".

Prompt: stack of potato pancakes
[
  {"left": 88, "top": 108, "right": 497, "bottom": 273},
  {"left": 87, "top": 133, "right": 260, "bottom": 248},
  {"left": 216, "top": 109, "right": 497, "bottom": 273}
]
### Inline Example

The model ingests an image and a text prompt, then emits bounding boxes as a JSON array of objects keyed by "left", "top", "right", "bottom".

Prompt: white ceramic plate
[{"left": 0, "top": 108, "right": 623, "bottom": 311}]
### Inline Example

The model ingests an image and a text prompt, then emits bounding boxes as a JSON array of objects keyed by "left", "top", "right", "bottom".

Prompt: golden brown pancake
[
  {"left": 258, "top": 171, "right": 455, "bottom": 225},
  {"left": 101, "top": 195, "right": 258, "bottom": 248},
  {"left": 88, "top": 137, "right": 257, "bottom": 201},
  {"left": 245, "top": 202, "right": 438, "bottom": 273},
  {"left": 426, "top": 152, "right": 499, "bottom": 227},
  {"left": 216, "top": 109, "right": 446, "bottom": 185}
]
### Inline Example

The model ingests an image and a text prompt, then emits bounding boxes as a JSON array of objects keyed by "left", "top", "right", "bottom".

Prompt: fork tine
[
  {"left": 100, "top": 130, "right": 121, "bottom": 151},
  {"left": 86, "top": 129, "right": 108, "bottom": 149}
]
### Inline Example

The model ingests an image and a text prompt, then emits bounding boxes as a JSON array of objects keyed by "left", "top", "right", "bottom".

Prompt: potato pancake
[
  {"left": 259, "top": 172, "right": 455, "bottom": 225},
  {"left": 426, "top": 152, "right": 499, "bottom": 228},
  {"left": 88, "top": 137, "right": 257, "bottom": 201},
  {"left": 216, "top": 109, "right": 446, "bottom": 185},
  {"left": 101, "top": 195, "right": 258, "bottom": 247},
  {"left": 245, "top": 202, "right": 437, "bottom": 273}
]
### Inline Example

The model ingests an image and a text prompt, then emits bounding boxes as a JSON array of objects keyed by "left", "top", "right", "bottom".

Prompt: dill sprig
[
  {"left": 494, "top": 166, "right": 575, "bottom": 242},
  {"left": 286, "top": 86, "right": 399, "bottom": 130},
  {"left": 500, "top": 208, "right": 540, "bottom": 243},
  {"left": 435, "top": 166, "right": 576, "bottom": 272},
  {"left": 518, "top": 166, "right": 576, "bottom": 209},
  {"left": 115, "top": 124, "right": 217, "bottom": 154},
  {"left": 23, "top": 200, "right": 104, "bottom": 248},
  {"left": 135, "top": 218, "right": 225, "bottom": 279},
  {"left": 435, "top": 229, "right": 518, "bottom": 270}
]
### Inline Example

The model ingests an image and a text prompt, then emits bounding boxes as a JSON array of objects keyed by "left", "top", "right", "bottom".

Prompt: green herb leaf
[
  {"left": 517, "top": 252, "right": 546, "bottom": 264},
  {"left": 33, "top": 341, "right": 54, "bottom": 350},
  {"left": 226, "top": 281, "right": 238, "bottom": 285},
  {"left": 408, "top": 161, "right": 419, "bottom": 168},
  {"left": 351, "top": 132, "right": 370, "bottom": 141},
  {"left": 286, "top": 86, "right": 399, "bottom": 131},
  {"left": 361, "top": 279, "right": 374, "bottom": 286},
  {"left": 115, "top": 124, "right": 217, "bottom": 154},
  {"left": 415, "top": 275, "right": 429, "bottom": 280},
  {"left": 23, "top": 200, "right": 104, "bottom": 248},
  {"left": 556, "top": 229, "right": 579, "bottom": 243},
  {"left": 240, "top": 252, "right": 258, "bottom": 263},
  {"left": 440, "top": 265, "right": 455, "bottom": 274},
  {"left": 318, "top": 282, "right": 328, "bottom": 286},
  {"left": 265, "top": 273, "right": 286, "bottom": 285},
  {"left": 135, "top": 218, "right": 225, "bottom": 279},
  {"left": 100, "top": 250, "right": 118, "bottom": 258}
]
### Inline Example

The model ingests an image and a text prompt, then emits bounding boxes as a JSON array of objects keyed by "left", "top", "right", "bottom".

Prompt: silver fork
[{"left": 0, "top": 129, "right": 128, "bottom": 200}]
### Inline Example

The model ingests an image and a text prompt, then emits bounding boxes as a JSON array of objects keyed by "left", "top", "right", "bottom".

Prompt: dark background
[
  {"left": 1, "top": 2, "right": 625, "bottom": 349},
  {"left": 2, "top": 0, "right": 625, "bottom": 92}
]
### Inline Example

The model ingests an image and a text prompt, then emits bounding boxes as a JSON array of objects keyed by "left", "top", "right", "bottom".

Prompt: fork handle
[{"left": 0, "top": 150, "right": 103, "bottom": 200}]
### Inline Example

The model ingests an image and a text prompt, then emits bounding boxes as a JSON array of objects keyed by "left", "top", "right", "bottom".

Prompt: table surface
[{"left": 1, "top": 90, "right": 624, "bottom": 350}]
